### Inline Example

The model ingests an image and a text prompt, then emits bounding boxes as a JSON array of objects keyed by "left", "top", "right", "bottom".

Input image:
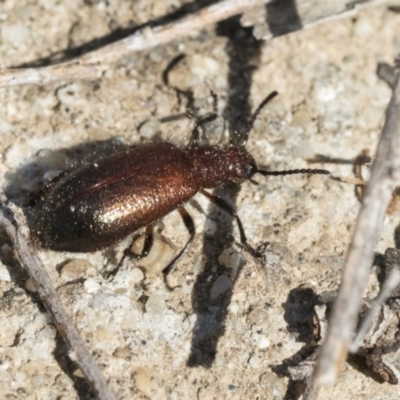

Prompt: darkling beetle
[{"left": 34, "top": 90, "right": 329, "bottom": 284}]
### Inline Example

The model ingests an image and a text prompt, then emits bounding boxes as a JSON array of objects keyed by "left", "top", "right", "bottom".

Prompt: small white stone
[
  {"left": 130, "top": 268, "right": 144, "bottom": 283},
  {"left": 228, "top": 302, "right": 239, "bottom": 314},
  {"left": 0, "top": 263, "right": 11, "bottom": 282},
  {"left": 316, "top": 86, "right": 336, "bottom": 103},
  {"left": 257, "top": 335, "right": 271, "bottom": 350},
  {"left": 248, "top": 355, "right": 261, "bottom": 368},
  {"left": 40, "top": 325, "right": 57, "bottom": 340},
  {"left": 139, "top": 118, "right": 161, "bottom": 139},
  {"left": 145, "top": 294, "right": 167, "bottom": 315},
  {"left": 84, "top": 278, "right": 101, "bottom": 294},
  {"left": 34, "top": 312, "right": 51, "bottom": 325}
]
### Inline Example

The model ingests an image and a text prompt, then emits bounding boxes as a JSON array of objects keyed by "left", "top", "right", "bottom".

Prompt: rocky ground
[{"left": 0, "top": 1, "right": 400, "bottom": 399}]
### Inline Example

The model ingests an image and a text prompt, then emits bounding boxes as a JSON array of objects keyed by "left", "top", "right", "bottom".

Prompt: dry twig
[
  {"left": 306, "top": 65, "right": 400, "bottom": 399},
  {"left": 0, "top": 196, "right": 117, "bottom": 400},
  {"left": 0, "top": 0, "right": 272, "bottom": 88},
  {"left": 0, "top": 0, "right": 390, "bottom": 88}
]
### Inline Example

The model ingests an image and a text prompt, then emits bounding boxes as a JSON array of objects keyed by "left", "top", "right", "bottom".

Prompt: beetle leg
[
  {"left": 105, "top": 225, "right": 154, "bottom": 280},
  {"left": 162, "top": 206, "right": 195, "bottom": 288},
  {"left": 200, "top": 189, "right": 262, "bottom": 259},
  {"left": 189, "top": 90, "right": 218, "bottom": 147},
  {"left": 138, "top": 224, "right": 154, "bottom": 258},
  {"left": 122, "top": 224, "right": 155, "bottom": 262}
]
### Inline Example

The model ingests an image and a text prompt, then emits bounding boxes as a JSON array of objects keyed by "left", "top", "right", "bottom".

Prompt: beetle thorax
[{"left": 187, "top": 145, "right": 257, "bottom": 189}]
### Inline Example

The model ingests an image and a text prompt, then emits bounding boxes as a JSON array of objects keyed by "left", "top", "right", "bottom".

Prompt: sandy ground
[{"left": 1, "top": 1, "right": 400, "bottom": 399}]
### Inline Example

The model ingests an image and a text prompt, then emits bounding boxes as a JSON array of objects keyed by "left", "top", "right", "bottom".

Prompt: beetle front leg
[{"left": 200, "top": 189, "right": 263, "bottom": 259}]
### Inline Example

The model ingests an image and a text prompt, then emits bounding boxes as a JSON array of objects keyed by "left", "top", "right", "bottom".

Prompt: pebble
[
  {"left": 40, "top": 325, "right": 57, "bottom": 340},
  {"left": 139, "top": 118, "right": 161, "bottom": 139},
  {"left": 0, "top": 262, "right": 11, "bottom": 282},
  {"left": 145, "top": 293, "right": 167, "bottom": 315},
  {"left": 113, "top": 346, "right": 131, "bottom": 360},
  {"left": 218, "top": 248, "right": 246, "bottom": 275},
  {"left": 248, "top": 355, "right": 261, "bottom": 368},
  {"left": 247, "top": 308, "right": 269, "bottom": 326},
  {"left": 96, "top": 327, "right": 114, "bottom": 342},
  {"left": 257, "top": 335, "right": 271, "bottom": 350},
  {"left": 61, "top": 259, "right": 92, "bottom": 280},
  {"left": 131, "top": 235, "right": 174, "bottom": 275},
  {"left": 73, "top": 368, "right": 85, "bottom": 378},
  {"left": 260, "top": 371, "right": 287, "bottom": 397},
  {"left": 130, "top": 268, "right": 144, "bottom": 283},
  {"left": 83, "top": 278, "right": 101, "bottom": 294},
  {"left": 25, "top": 277, "right": 37, "bottom": 292},
  {"left": 210, "top": 275, "right": 232, "bottom": 299},
  {"left": 134, "top": 367, "right": 158, "bottom": 398}
]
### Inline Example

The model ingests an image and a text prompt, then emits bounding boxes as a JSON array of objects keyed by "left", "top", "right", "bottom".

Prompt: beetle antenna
[
  {"left": 257, "top": 168, "right": 330, "bottom": 176},
  {"left": 244, "top": 91, "right": 279, "bottom": 140}
]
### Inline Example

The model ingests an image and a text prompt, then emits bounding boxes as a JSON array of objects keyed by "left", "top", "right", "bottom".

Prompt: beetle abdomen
[{"left": 36, "top": 143, "right": 199, "bottom": 252}]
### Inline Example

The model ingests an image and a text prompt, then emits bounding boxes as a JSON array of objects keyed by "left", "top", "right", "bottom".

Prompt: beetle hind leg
[
  {"left": 162, "top": 206, "right": 195, "bottom": 290},
  {"left": 105, "top": 225, "right": 154, "bottom": 280}
]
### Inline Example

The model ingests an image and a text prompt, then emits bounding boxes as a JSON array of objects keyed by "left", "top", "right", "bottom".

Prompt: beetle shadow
[
  {"left": 186, "top": 17, "right": 262, "bottom": 368},
  {"left": 185, "top": 0, "right": 307, "bottom": 368},
  {"left": 3, "top": 137, "right": 128, "bottom": 209}
]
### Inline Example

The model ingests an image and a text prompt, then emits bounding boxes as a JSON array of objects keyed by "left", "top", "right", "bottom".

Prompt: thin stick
[
  {"left": 0, "top": 196, "right": 117, "bottom": 400},
  {"left": 305, "top": 66, "right": 400, "bottom": 399},
  {"left": 0, "top": 0, "right": 386, "bottom": 89},
  {"left": 0, "top": 0, "right": 272, "bottom": 88}
]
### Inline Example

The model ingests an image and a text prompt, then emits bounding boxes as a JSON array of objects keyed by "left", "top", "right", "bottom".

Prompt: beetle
[{"left": 35, "top": 91, "right": 329, "bottom": 281}]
